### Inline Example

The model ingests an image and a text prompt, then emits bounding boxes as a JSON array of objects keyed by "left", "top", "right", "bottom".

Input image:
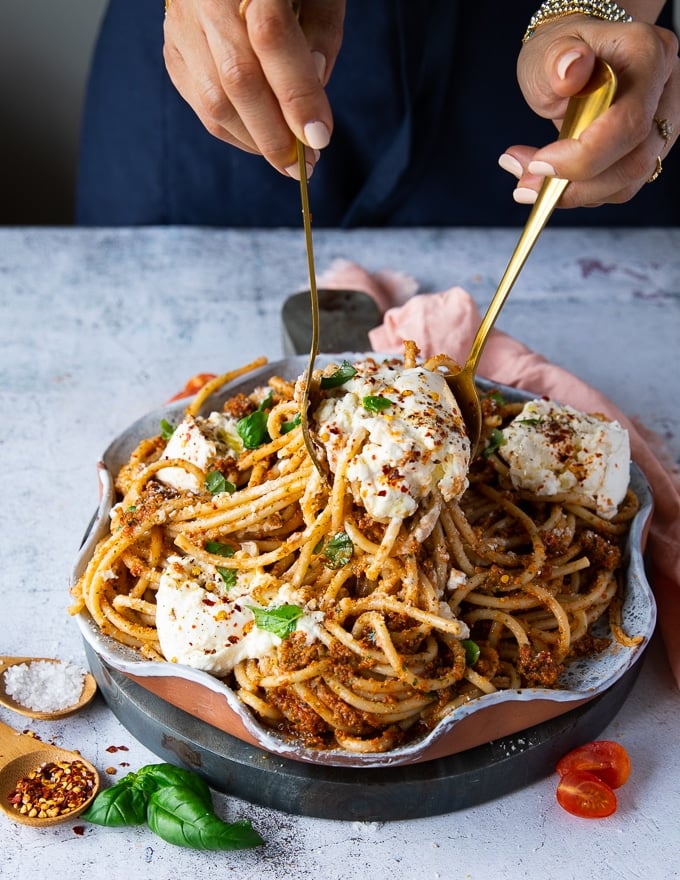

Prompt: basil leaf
[
  {"left": 362, "top": 395, "right": 392, "bottom": 413},
  {"left": 147, "top": 785, "right": 263, "bottom": 851},
  {"left": 217, "top": 566, "right": 238, "bottom": 588},
  {"left": 319, "top": 360, "right": 357, "bottom": 389},
  {"left": 237, "top": 409, "right": 270, "bottom": 449},
  {"left": 258, "top": 390, "right": 274, "bottom": 412},
  {"left": 323, "top": 531, "right": 354, "bottom": 569},
  {"left": 483, "top": 428, "right": 505, "bottom": 458},
  {"left": 160, "top": 418, "right": 175, "bottom": 440},
  {"left": 134, "top": 765, "right": 213, "bottom": 807},
  {"left": 205, "top": 541, "right": 235, "bottom": 557},
  {"left": 461, "top": 639, "right": 481, "bottom": 667},
  {"left": 249, "top": 604, "right": 304, "bottom": 639},
  {"left": 82, "top": 777, "right": 148, "bottom": 826},
  {"left": 205, "top": 471, "right": 236, "bottom": 495},
  {"left": 280, "top": 412, "right": 301, "bottom": 434}
]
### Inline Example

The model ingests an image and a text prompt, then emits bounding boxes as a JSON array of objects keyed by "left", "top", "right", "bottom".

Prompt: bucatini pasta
[{"left": 70, "top": 347, "right": 640, "bottom": 753}]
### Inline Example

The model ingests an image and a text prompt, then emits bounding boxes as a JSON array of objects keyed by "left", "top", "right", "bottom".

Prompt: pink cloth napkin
[{"left": 319, "top": 259, "right": 680, "bottom": 686}]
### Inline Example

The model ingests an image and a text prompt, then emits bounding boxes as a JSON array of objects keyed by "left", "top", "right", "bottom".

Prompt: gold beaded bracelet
[{"left": 522, "top": 0, "right": 632, "bottom": 42}]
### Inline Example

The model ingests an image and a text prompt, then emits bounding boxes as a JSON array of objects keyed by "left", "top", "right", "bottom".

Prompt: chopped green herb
[
  {"left": 237, "top": 409, "right": 270, "bottom": 449},
  {"left": 461, "top": 639, "right": 481, "bottom": 666},
  {"left": 205, "top": 541, "right": 235, "bottom": 557},
  {"left": 319, "top": 360, "right": 357, "bottom": 389},
  {"left": 235, "top": 392, "right": 276, "bottom": 449},
  {"left": 281, "top": 412, "right": 301, "bottom": 434},
  {"left": 362, "top": 395, "right": 392, "bottom": 413},
  {"left": 160, "top": 418, "right": 175, "bottom": 440},
  {"left": 323, "top": 531, "right": 354, "bottom": 569},
  {"left": 259, "top": 390, "right": 274, "bottom": 412},
  {"left": 127, "top": 505, "right": 137, "bottom": 513},
  {"left": 249, "top": 604, "right": 304, "bottom": 639},
  {"left": 217, "top": 566, "right": 238, "bottom": 588},
  {"left": 516, "top": 417, "right": 544, "bottom": 427},
  {"left": 485, "top": 390, "right": 506, "bottom": 406},
  {"left": 312, "top": 537, "right": 325, "bottom": 555},
  {"left": 205, "top": 471, "right": 236, "bottom": 495},
  {"left": 483, "top": 428, "right": 505, "bottom": 458}
]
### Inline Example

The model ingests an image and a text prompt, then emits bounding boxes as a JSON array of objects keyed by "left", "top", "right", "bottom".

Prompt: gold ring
[
  {"left": 647, "top": 156, "right": 663, "bottom": 183},
  {"left": 654, "top": 116, "right": 673, "bottom": 146}
]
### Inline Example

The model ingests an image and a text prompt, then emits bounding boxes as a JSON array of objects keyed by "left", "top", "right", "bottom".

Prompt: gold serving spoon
[
  {"left": 446, "top": 59, "right": 617, "bottom": 454},
  {"left": 0, "top": 656, "right": 97, "bottom": 720},
  {"left": 0, "top": 718, "right": 100, "bottom": 826},
  {"left": 295, "top": 138, "right": 329, "bottom": 483}
]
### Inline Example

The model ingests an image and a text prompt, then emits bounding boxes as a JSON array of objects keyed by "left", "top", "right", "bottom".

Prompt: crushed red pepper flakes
[{"left": 7, "top": 759, "right": 97, "bottom": 820}]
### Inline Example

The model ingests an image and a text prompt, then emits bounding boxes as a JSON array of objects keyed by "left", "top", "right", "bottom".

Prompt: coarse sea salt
[{"left": 3, "top": 660, "right": 86, "bottom": 712}]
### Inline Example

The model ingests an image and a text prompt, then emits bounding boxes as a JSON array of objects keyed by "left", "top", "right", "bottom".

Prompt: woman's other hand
[
  {"left": 163, "top": 0, "right": 345, "bottom": 178},
  {"left": 500, "top": 13, "right": 678, "bottom": 207}
]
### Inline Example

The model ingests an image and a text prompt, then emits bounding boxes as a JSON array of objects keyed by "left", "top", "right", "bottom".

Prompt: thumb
[{"left": 520, "top": 37, "right": 597, "bottom": 117}]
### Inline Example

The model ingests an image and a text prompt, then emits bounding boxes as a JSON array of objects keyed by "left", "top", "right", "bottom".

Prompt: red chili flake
[{"left": 8, "top": 759, "right": 97, "bottom": 820}]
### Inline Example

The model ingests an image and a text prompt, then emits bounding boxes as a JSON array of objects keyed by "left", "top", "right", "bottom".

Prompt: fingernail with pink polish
[
  {"left": 498, "top": 153, "right": 524, "bottom": 179},
  {"left": 312, "top": 51, "right": 327, "bottom": 83},
  {"left": 304, "top": 121, "right": 331, "bottom": 150},
  {"left": 513, "top": 187, "right": 538, "bottom": 205},
  {"left": 285, "top": 161, "right": 314, "bottom": 181},
  {"left": 528, "top": 160, "right": 557, "bottom": 177},
  {"left": 557, "top": 50, "right": 583, "bottom": 80}
]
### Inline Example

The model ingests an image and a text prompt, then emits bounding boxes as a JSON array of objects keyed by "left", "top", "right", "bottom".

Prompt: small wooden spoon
[
  {"left": 0, "top": 656, "right": 97, "bottom": 720},
  {"left": 0, "top": 718, "right": 100, "bottom": 826}
]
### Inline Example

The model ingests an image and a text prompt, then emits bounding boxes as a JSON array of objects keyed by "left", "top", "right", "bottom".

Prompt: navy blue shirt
[{"left": 77, "top": 0, "right": 678, "bottom": 226}]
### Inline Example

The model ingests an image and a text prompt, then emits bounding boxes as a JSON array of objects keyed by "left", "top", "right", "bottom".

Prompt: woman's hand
[
  {"left": 163, "top": 0, "right": 345, "bottom": 178},
  {"left": 499, "top": 14, "right": 679, "bottom": 207}
]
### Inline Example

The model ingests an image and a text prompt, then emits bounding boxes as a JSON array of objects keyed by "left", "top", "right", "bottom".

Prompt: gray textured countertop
[{"left": 0, "top": 226, "right": 678, "bottom": 879}]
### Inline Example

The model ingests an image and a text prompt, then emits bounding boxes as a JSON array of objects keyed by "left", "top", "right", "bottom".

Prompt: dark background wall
[
  {"left": 2, "top": 2, "right": 678, "bottom": 226},
  {"left": 1, "top": 0, "right": 107, "bottom": 225}
]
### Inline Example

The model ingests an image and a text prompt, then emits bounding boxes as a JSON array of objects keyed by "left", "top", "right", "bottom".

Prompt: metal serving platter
[
  {"left": 72, "top": 355, "right": 655, "bottom": 770},
  {"left": 85, "top": 642, "right": 645, "bottom": 820}
]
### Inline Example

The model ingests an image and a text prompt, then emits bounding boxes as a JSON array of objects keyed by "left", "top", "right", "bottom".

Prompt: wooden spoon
[
  {"left": 0, "top": 656, "right": 97, "bottom": 720},
  {"left": 446, "top": 59, "right": 618, "bottom": 454},
  {"left": 0, "top": 718, "right": 100, "bottom": 826}
]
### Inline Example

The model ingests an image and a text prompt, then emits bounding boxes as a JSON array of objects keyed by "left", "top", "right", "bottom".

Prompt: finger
[
  {"left": 243, "top": 0, "right": 333, "bottom": 152},
  {"left": 296, "top": 0, "right": 346, "bottom": 85},
  {"left": 507, "top": 127, "right": 671, "bottom": 209},
  {"left": 525, "top": 23, "right": 678, "bottom": 181},
  {"left": 163, "top": 10, "right": 259, "bottom": 151}
]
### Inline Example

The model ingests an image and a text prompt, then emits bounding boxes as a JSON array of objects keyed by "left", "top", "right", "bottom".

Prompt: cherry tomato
[
  {"left": 556, "top": 740, "right": 631, "bottom": 789},
  {"left": 556, "top": 770, "right": 618, "bottom": 819},
  {"left": 166, "top": 373, "right": 217, "bottom": 403}
]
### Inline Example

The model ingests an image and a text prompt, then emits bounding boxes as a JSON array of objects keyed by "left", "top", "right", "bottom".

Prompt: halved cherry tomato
[
  {"left": 166, "top": 373, "right": 217, "bottom": 403},
  {"left": 556, "top": 740, "right": 631, "bottom": 789},
  {"left": 556, "top": 770, "right": 618, "bottom": 819}
]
